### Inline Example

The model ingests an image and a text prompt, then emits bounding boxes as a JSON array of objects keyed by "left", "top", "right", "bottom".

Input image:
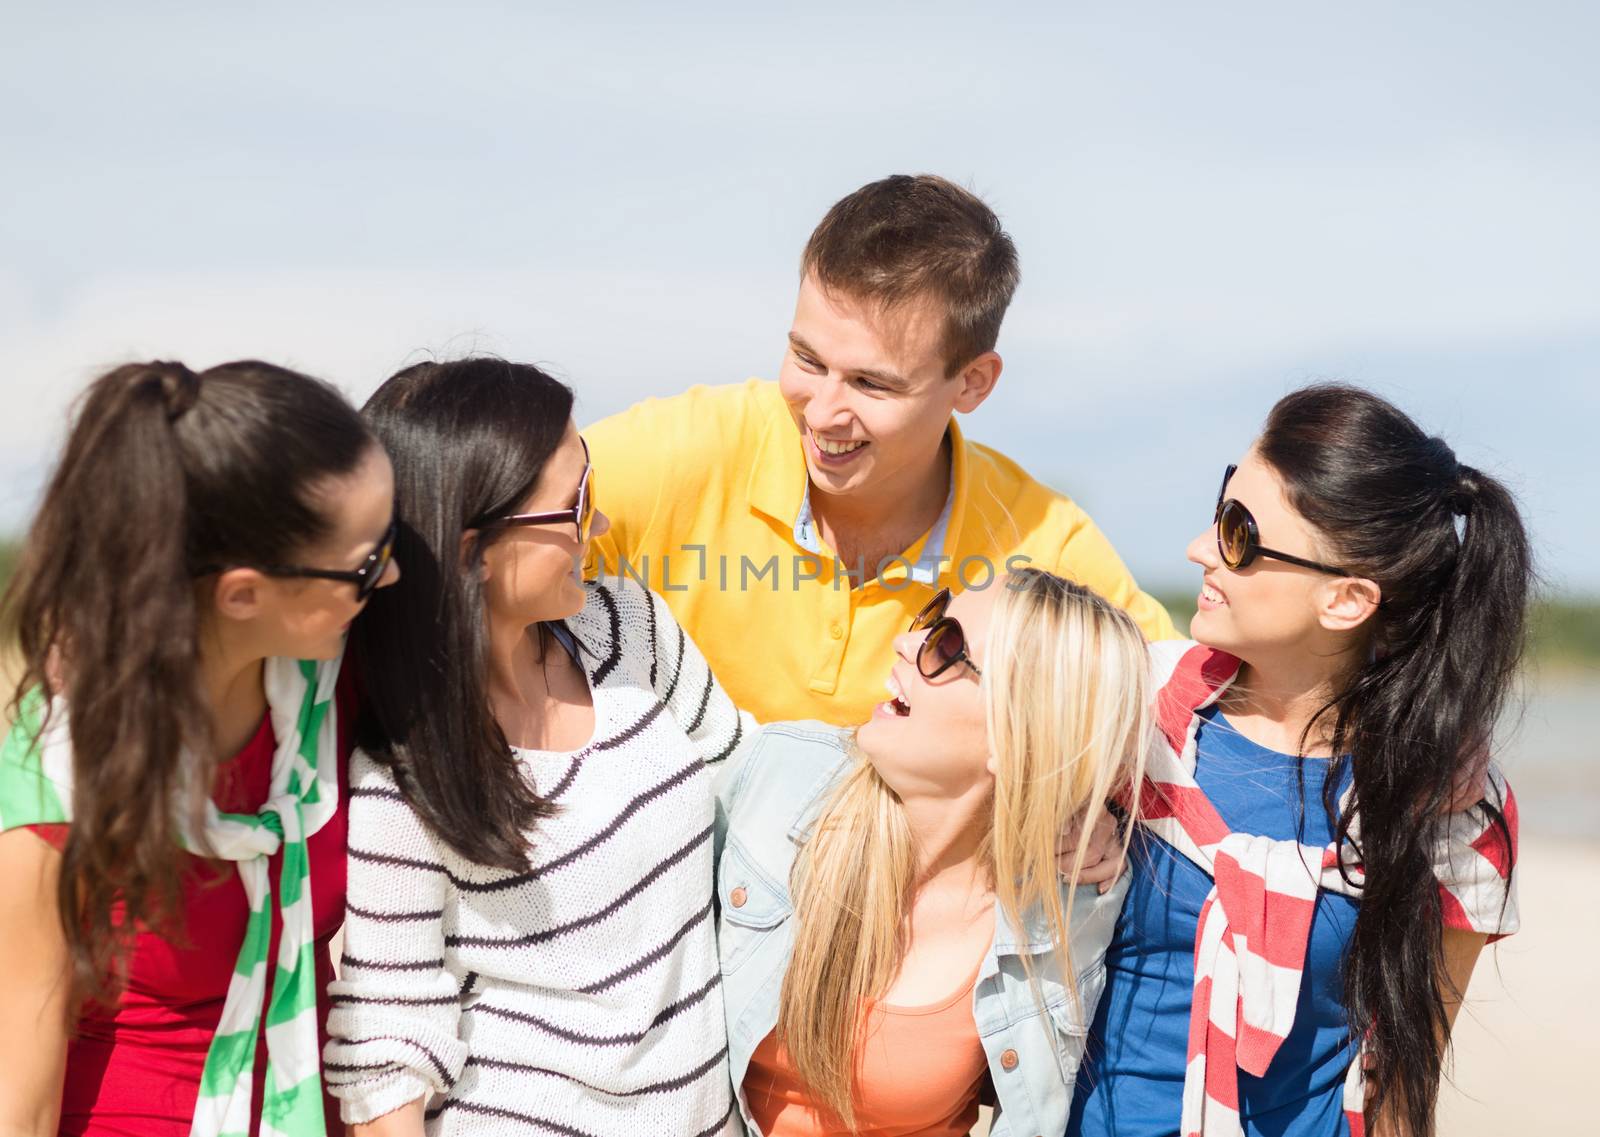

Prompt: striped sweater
[{"left": 324, "top": 578, "right": 746, "bottom": 1136}]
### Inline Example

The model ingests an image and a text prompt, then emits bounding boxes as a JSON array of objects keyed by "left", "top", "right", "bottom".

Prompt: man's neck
[{"left": 812, "top": 432, "right": 952, "bottom": 576}]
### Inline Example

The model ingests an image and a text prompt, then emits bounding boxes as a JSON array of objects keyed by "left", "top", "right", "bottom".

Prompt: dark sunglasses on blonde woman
[{"left": 908, "top": 587, "right": 983, "bottom": 679}]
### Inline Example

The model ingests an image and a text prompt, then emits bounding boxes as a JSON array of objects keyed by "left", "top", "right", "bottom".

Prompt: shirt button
[
  {"left": 829, "top": 623, "right": 843, "bottom": 640},
  {"left": 729, "top": 887, "right": 748, "bottom": 908},
  {"left": 1000, "top": 1048, "right": 1019, "bottom": 1070}
]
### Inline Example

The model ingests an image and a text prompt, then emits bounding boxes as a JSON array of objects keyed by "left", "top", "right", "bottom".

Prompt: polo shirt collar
[
  {"left": 747, "top": 401, "right": 971, "bottom": 585},
  {"left": 747, "top": 398, "right": 807, "bottom": 531}
]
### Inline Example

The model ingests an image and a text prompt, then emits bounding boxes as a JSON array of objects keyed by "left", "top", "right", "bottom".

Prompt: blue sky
[{"left": 3, "top": 1, "right": 1595, "bottom": 592}]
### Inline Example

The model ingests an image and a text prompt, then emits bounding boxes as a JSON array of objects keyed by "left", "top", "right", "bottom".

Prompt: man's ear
[
  {"left": 952, "top": 351, "right": 1002, "bottom": 414},
  {"left": 211, "top": 568, "right": 269, "bottom": 624},
  {"left": 1317, "top": 575, "right": 1382, "bottom": 633}
]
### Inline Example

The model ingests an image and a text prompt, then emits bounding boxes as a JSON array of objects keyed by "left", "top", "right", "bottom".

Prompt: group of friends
[{"left": 0, "top": 175, "right": 1525, "bottom": 1137}]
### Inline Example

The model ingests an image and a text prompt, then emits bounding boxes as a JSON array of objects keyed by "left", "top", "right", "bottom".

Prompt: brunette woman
[
  {"left": 0, "top": 361, "right": 398, "bottom": 1136},
  {"left": 717, "top": 570, "right": 1153, "bottom": 1137},
  {"left": 323, "top": 359, "right": 745, "bottom": 1136},
  {"left": 1069, "top": 384, "right": 1525, "bottom": 1137}
]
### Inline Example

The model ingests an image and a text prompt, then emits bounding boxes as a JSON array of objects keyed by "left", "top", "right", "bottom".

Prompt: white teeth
[
  {"left": 1202, "top": 583, "right": 1226, "bottom": 604},
  {"left": 815, "top": 434, "right": 867, "bottom": 456}
]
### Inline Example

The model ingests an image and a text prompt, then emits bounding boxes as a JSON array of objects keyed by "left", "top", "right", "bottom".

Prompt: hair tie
[
  {"left": 1423, "top": 435, "right": 1459, "bottom": 480},
  {"left": 153, "top": 362, "right": 201, "bottom": 421},
  {"left": 1419, "top": 435, "right": 1469, "bottom": 517},
  {"left": 1449, "top": 464, "right": 1482, "bottom": 518}
]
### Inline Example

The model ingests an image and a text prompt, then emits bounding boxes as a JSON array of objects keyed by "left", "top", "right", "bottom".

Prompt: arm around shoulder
[
  {"left": 641, "top": 583, "right": 755, "bottom": 767},
  {"left": 583, "top": 382, "right": 764, "bottom": 580},
  {"left": 323, "top": 754, "right": 466, "bottom": 1127},
  {"left": 0, "top": 829, "right": 70, "bottom": 1137}
]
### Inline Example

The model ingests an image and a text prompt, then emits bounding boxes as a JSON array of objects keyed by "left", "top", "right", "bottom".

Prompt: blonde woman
[{"left": 715, "top": 569, "right": 1152, "bottom": 1137}]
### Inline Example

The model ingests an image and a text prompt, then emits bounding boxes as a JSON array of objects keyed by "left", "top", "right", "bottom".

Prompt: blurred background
[{"left": 2, "top": 2, "right": 1594, "bottom": 1130}]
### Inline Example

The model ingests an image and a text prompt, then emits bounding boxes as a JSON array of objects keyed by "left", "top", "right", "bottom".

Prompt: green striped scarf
[{"left": 0, "top": 656, "right": 342, "bottom": 1137}]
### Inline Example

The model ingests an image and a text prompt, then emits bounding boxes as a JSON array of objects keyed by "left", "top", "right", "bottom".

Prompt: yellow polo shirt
[{"left": 583, "top": 379, "right": 1175, "bottom": 726}]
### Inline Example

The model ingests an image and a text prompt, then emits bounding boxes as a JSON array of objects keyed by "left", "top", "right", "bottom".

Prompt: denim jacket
[{"left": 714, "top": 722, "right": 1128, "bottom": 1137}]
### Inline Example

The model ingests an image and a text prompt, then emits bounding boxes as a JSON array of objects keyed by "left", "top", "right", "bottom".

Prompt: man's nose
[{"left": 806, "top": 378, "right": 855, "bottom": 433}]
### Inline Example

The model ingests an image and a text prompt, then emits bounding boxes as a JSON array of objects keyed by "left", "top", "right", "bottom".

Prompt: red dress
[{"left": 28, "top": 682, "right": 353, "bottom": 1137}]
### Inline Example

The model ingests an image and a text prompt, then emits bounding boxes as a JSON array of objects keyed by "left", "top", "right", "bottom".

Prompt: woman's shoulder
[
  {"left": 1146, "top": 639, "right": 1240, "bottom": 706},
  {"left": 566, "top": 575, "right": 660, "bottom": 663},
  {"left": 722, "top": 721, "right": 852, "bottom": 825},
  {"left": 346, "top": 747, "right": 404, "bottom": 796},
  {"left": 747, "top": 720, "right": 851, "bottom": 771}
]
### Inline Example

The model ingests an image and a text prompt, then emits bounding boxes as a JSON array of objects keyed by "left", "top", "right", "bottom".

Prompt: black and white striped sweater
[{"left": 324, "top": 578, "right": 747, "bottom": 1136}]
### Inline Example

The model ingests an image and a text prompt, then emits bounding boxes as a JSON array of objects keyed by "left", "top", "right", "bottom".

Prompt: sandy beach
[{"left": 1437, "top": 835, "right": 1598, "bottom": 1135}]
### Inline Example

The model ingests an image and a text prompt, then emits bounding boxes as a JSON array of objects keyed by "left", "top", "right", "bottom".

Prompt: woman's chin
[
  {"left": 853, "top": 714, "right": 887, "bottom": 757},
  {"left": 291, "top": 632, "right": 347, "bottom": 662},
  {"left": 853, "top": 709, "right": 909, "bottom": 762},
  {"left": 522, "top": 577, "right": 588, "bottom": 624},
  {"left": 557, "top": 575, "right": 589, "bottom": 616},
  {"left": 1187, "top": 606, "right": 1230, "bottom": 649}
]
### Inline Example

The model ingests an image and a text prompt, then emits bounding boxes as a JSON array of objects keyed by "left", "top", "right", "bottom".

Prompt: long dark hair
[
  {"left": 351, "top": 358, "right": 575, "bottom": 871},
  {"left": 1256, "top": 383, "right": 1528, "bottom": 1135},
  {"left": 2, "top": 360, "right": 374, "bottom": 1006}
]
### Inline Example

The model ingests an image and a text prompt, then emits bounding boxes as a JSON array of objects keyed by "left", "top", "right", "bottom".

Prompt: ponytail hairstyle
[
  {"left": 350, "top": 358, "right": 573, "bottom": 871},
  {"left": 778, "top": 571, "right": 1152, "bottom": 1129},
  {"left": 1255, "top": 384, "right": 1529, "bottom": 1136},
  {"left": 2, "top": 360, "right": 375, "bottom": 1007}
]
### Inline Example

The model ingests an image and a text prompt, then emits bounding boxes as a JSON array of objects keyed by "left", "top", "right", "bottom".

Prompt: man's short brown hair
[{"left": 801, "top": 174, "right": 1020, "bottom": 376}]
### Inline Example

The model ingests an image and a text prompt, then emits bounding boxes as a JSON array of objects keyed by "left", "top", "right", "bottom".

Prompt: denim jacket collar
[
  {"left": 784, "top": 766, "right": 853, "bottom": 846},
  {"left": 990, "top": 898, "right": 1069, "bottom": 958}
]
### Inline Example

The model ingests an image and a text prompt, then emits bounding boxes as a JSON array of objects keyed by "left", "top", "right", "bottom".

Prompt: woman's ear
[
  {"left": 461, "top": 529, "right": 490, "bottom": 581},
  {"left": 1317, "top": 575, "right": 1381, "bottom": 633},
  {"left": 210, "top": 568, "right": 269, "bottom": 624}
]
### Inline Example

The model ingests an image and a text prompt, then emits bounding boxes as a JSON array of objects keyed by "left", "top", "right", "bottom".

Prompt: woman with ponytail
[
  {"left": 717, "top": 569, "right": 1153, "bottom": 1137},
  {"left": 0, "top": 361, "right": 397, "bottom": 1136},
  {"left": 1070, "top": 384, "right": 1526, "bottom": 1137}
]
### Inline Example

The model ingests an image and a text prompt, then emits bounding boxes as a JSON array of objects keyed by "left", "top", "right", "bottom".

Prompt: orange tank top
[{"left": 743, "top": 956, "right": 988, "bottom": 1137}]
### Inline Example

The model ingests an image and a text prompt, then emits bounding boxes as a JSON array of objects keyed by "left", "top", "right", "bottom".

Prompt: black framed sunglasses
[
  {"left": 1213, "top": 465, "right": 1351, "bottom": 577},
  {"left": 480, "top": 438, "right": 595, "bottom": 543},
  {"left": 199, "top": 516, "right": 398, "bottom": 602},
  {"left": 908, "top": 587, "right": 983, "bottom": 680}
]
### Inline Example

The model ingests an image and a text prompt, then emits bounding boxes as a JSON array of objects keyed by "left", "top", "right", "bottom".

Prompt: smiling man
[{"left": 584, "top": 174, "right": 1175, "bottom": 725}]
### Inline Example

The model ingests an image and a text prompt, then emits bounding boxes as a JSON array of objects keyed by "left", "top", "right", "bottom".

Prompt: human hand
[{"left": 1057, "top": 804, "right": 1124, "bottom": 894}]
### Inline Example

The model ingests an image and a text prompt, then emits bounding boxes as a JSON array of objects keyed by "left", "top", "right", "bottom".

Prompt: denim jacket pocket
[
  {"left": 1046, "top": 960, "right": 1106, "bottom": 1038},
  {"left": 718, "top": 840, "right": 789, "bottom": 975}
]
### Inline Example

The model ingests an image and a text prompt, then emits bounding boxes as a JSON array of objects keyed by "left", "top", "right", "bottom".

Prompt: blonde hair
[{"left": 776, "top": 569, "right": 1152, "bottom": 1128}]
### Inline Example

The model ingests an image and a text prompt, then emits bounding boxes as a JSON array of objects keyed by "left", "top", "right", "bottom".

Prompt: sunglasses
[
  {"left": 908, "top": 587, "right": 983, "bottom": 680},
  {"left": 201, "top": 516, "right": 399, "bottom": 602},
  {"left": 1213, "top": 465, "right": 1351, "bottom": 577},
  {"left": 480, "top": 438, "right": 596, "bottom": 543}
]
